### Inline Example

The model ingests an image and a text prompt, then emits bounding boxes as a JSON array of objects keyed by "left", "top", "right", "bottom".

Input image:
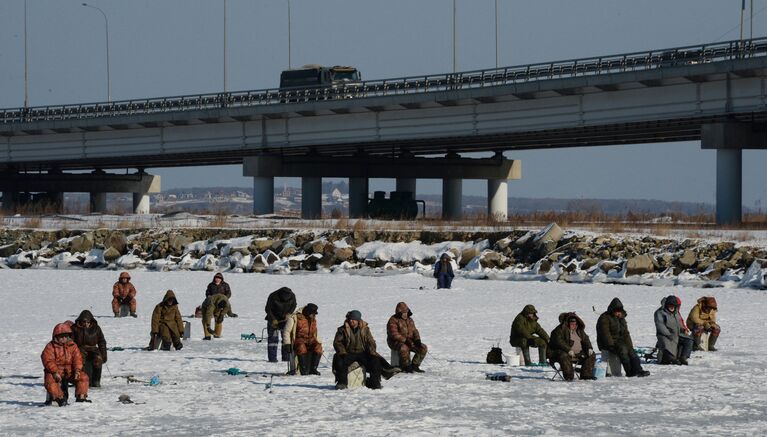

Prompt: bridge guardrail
[{"left": 2, "top": 38, "right": 766, "bottom": 125}]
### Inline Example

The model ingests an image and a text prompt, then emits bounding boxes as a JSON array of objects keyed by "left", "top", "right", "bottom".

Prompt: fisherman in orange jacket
[
  {"left": 112, "top": 271, "right": 137, "bottom": 317},
  {"left": 41, "top": 322, "right": 90, "bottom": 406}
]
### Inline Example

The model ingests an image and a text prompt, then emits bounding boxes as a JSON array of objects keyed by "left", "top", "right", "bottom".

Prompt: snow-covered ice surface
[{"left": 1, "top": 270, "right": 766, "bottom": 436}]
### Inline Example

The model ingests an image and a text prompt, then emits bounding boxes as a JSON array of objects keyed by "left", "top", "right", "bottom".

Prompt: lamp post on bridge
[
  {"left": 223, "top": 0, "right": 228, "bottom": 92},
  {"left": 287, "top": 0, "right": 292, "bottom": 69},
  {"left": 81, "top": 3, "right": 111, "bottom": 102},
  {"left": 24, "top": 0, "right": 29, "bottom": 108}
]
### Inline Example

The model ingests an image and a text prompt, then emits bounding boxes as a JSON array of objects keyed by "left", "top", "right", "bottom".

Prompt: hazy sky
[{"left": 1, "top": 1, "right": 766, "bottom": 206}]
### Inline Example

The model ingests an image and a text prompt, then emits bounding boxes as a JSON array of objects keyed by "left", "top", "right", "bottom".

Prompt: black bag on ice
[{"left": 486, "top": 347, "right": 504, "bottom": 364}]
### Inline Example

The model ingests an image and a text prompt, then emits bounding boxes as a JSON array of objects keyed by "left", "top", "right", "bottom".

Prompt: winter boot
[
  {"left": 297, "top": 355, "right": 311, "bottom": 376},
  {"left": 521, "top": 347, "right": 532, "bottom": 366},
  {"left": 130, "top": 312, "right": 138, "bottom": 318},
  {"left": 537, "top": 345, "right": 547, "bottom": 365},
  {"left": 202, "top": 321, "right": 212, "bottom": 340},
  {"left": 692, "top": 335, "right": 703, "bottom": 351},
  {"left": 309, "top": 353, "right": 322, "bottom": 375},
  {"left": 381, "top": 366, "right": 401, "bottom": 380},
  {"left": 708, "top": 334, "right": 719, "bottom": 352},
  {"left": 75, "top": 395, "right": 91, "bottom": 403},
  {"left": 214, "top": 322, "right": 223, "bottom": 338},
  {"left": 90, "top": 366, "right": 102, "bottom": 388}
]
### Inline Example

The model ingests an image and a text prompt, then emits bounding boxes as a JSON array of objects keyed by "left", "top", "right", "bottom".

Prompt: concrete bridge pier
[
  {"left": 243, "top": 154, "right": 520, "bottom": 220},
  {"left": 488, "top": 179, "right": 508, "bottom": 221},
  {"left": 302, "top": 176, "right": 322, "bottom": 219},
  {"left": 90, "top": 192, "right": 107, "bottom": 213},
  {"left": 396, "top": 178, "right": 417, "bottom": 195},
  {"left": 442, "top": 178, "right": 463, "bottom": 220},
  {"left": 715, "top": 149, "right": 742, "bottom": 225},
  {"left": 1, "top": 191, "right": 15, "bottom": 213},
  {"left": 252, "top": 176, "right": 275, "bottom": 215},
  {"left": 349, "top": 177, "right": 369, "bottom": 218},
  {"left": 702, "top": 122, "right": 767, "bottom": 225},
  {"left": 133, "top": 192, "right": 150, "bottom": 214}
]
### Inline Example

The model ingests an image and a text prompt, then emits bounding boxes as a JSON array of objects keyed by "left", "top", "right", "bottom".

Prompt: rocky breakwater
[{"left": 0, "top": 224, "right": 765, "bottom": 289}]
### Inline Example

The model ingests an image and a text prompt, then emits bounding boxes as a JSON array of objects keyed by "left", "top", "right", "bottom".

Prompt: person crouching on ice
[
  {"left": 433, "top": 253, "right": 455, "bottom": 289},
  {"left": 687, "top": 296, "right": 720, "bottom": 351},
  {"left": 549, "top": 313, "right": 596, "bottom": 381},
  {"left": 201, "top": 293, "right": 230, "bottom": 340},
  {"left": 148, "top": 290, "right": 184, "bottom": 351},
  {"left": 112, "top": 271, "right": 137, "bottom": 318},
  {"left": 387, "top": 302, "right": 428, "bottom": 373},
  {"left": 333, "top": 310, "right": 384, "bottom": 390},
  {"left": 284, "top": 303, "right": 323, "bottom": 375},
  {"left": 42, "top": 322, "right": 90, "bottom": 405}
]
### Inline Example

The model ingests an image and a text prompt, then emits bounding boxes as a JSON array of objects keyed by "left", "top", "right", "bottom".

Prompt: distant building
[{"left": 331, "top": 188, "right": 343, "bottom": 201}]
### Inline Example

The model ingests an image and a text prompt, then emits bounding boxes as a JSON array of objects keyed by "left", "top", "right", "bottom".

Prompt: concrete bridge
[{"left": 2, "top": 38, "right": 767, "bottom": 222}]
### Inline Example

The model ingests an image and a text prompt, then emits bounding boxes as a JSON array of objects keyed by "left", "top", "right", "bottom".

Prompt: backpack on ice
[{"left": 486, "top": 346, "right": 504, "bottom": 364}]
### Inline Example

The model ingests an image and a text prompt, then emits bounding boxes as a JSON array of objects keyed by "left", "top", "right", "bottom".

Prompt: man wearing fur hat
[
  {"left": 387, "top": 302, "right": 428, "bottom": 373},
  {"left": 687, "top": 296, "right": 720, "bottom": 351},
  {"left": 549, "top": 312, "right": 596, "bottom": 380}
]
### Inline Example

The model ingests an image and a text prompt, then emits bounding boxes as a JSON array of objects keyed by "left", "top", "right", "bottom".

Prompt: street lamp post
[
  {"left": 81, "top": 3, "right": 111, "bottom": 102},
  {"left": 494, "top": 0, "right": 498, "bottom": 68},
  {"left": 452, "top": 0, "right": 456, "bottom": 72},
  {"left": 223, "top": 0, "right": 228, "bottom": 92},
  {"left": 287, "top": 0, "right": 292, "bottom": 69},
  {"left": 24, "top": 0, "right": 29, "bottom": 108}
]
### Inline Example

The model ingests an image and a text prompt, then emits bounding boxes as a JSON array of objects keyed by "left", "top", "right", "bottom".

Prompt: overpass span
[{"left": 1, "top": 38, "right": 767, "bottom": 222}]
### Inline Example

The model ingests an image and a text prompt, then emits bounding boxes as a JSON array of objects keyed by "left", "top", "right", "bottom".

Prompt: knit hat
[
  {"left": 303, "top": 303, "right": 318, "bottom": 316},
  {"left": 346, "top": 310, "right": 362, "bottom": 321},
  {"left": 665, "top": 295, "right": 679, "bottom": 307}
]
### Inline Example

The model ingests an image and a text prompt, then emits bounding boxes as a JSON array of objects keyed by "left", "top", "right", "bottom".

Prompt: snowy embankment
[
  {"left": 0, "top": 270, "right": 765, "bottom": 435},
  {"left": 2, "top": 223, "right": 767, "bottom": 290}
]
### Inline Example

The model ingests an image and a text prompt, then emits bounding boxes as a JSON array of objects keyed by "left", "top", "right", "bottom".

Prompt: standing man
[
  {"left": 112, "top": 271, "right": 137, "bottom": 318},
  {"left": 265, "top": 287, "right": 297, "bottom": 362},
  {"left": 687, "top": 296, "right": 720, "bottom": 351},
  {"left": 205, "top": 273, "right": 237, "bottom": 317},
  {"left": 509, "top": 304, "right": 550, "bottom": 366},
  {"left": 333, "top": 310, "right": 383, "bottom": 390},
  {"left": 387, "top": 302, "right": 428, "bottom": 373},
  {"left": 548, "top": 312, "right": 596, "bottom": 381},
  {"left": 597, "top": 298, "right": 650, "bottom": 377},
  {"left": 201, "top": 293, "right": 230, "bottom": 340}
]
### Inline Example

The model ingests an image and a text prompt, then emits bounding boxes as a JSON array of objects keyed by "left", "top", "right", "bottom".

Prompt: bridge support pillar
[
  {"left": 50, "top": 192, "right": 64, "bottom": 213},
  {"left": 90, "top": 192, "right": 107, "bottom": 214},
  {"left": 700, "top": 122, "right": 767, "bottom": 225},
  {"left": 715, "top": 149, "right": 742, "bottom": 225},
  {"left": 301, "top": 176, "right": 322, "bottom": 219},
  {"left": 349, "top": 177, "right": 369, "bottom": 218},
  {"left": 133, "top": 192, "right": 150, "bottom": 215},
  {"left": 396, "top": 178, "right": 417, "bottom": 195},
  {"left": 442, "top": 178, "right": 462, "bottom": 220},
  {"left": 487, "top": 179, "right": 508, "bottom": 221},
  {"left": 252, "top": 176, "right": 274, "bottom": 215},
  {"left": 1, "top": 192, "right": 15, "bottom": 213}
]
